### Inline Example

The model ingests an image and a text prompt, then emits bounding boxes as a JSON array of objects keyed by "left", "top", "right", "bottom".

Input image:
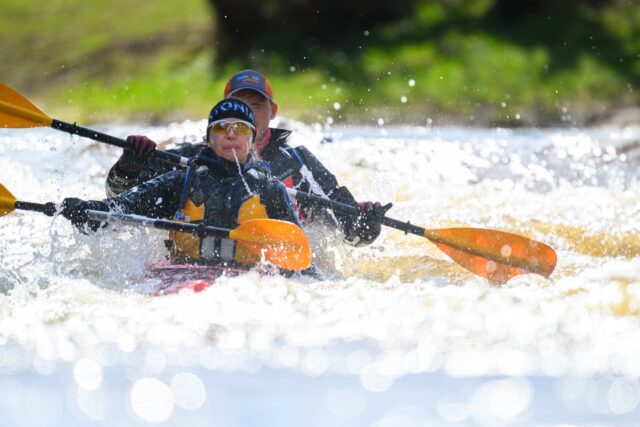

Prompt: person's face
[
  {"left": 207, "top": 118, "right": 253, "bottom": 163},
  {"left": 231, "top": 90, "right": 278, "bottom": 142}
]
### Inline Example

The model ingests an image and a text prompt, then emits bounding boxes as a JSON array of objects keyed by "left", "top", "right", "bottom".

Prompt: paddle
[
  {"left": 286, "top": 188, "right": 557, "bottom": 283},
  {"left": 0, "top": 83, "right": 189, "bottom": 166},
  {"left": 0, "top": 183, "right": 311, "bottom": 271}
]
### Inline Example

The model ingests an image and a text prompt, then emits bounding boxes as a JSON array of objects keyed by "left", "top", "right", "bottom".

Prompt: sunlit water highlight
[{"left": 1, "top": 120, "right": 640, "bottom": 426}]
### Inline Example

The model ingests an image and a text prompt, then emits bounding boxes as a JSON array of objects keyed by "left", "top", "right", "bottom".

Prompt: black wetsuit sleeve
[
  {"left": 294, "top": 146, "right": 379, "bottom": 246},
  {"left": 103, "top": 169, "right": 185, "bottom": 219},
  {"left": 105, "top": 143, "right": 204, "bottom": 197},
  {"left": 293, "top": 146, "right": 341, "bottom": 195}
]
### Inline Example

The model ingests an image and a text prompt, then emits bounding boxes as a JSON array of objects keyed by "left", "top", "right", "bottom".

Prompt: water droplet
[{"left": 130, "top": 378, "right": 174, "bottom": 423}]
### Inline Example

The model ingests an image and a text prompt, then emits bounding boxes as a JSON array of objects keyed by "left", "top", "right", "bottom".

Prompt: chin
[{"left": 224, "top": 153, "right": 247, "bottom": 163}]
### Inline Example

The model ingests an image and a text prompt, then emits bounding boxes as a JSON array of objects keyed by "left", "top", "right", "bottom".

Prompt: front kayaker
[
  {"left": 105, "top": 69, "right": 391, "bottom": 247},
  {"left": 61, "top": 98, "right": 302, "bottom": 268}
]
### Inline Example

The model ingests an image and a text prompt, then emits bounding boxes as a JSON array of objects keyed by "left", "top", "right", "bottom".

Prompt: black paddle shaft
[
  {"left": 9, "top": 200, "right": 231, "bottom": 238},
  {"left": 288, "top": 189, "right": 426, "bottom": 236},
  {"left": 50, "top": 119, "right": 188, "bottom": 166},
  {"left": 86, "top": 210, "right": 232, "bottom": 238},
  {"left": 14, "top": 200, "right": 57, "bottom": 216}
]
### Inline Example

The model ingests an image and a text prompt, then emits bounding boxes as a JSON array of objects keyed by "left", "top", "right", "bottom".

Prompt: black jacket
[
  {"left": 99, "top": 148, "right": 298, "bottom": 227},
  {"left": 106, "top": 128, "right": 377, "bottom": 245}
]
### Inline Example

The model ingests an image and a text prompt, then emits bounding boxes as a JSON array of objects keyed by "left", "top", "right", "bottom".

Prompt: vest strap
[
  {"left": 201, "top": 237, "right": 237, "bottom": 262},
  {"left": 280, "top": 143, "right": 305, "bottom": 166},
  {"left": 175, "top": 167, "right": 196, "bottom": 220}
]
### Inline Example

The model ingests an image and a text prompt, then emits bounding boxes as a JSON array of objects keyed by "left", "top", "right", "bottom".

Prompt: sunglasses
[{"left": 209, "top": 120, "right": 254, "bottom": 136}]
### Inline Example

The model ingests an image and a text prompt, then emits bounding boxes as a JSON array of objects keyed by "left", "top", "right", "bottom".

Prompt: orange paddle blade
[
  {"left": 425, "top": 227, "right": 557, "bottom": 283},
  {"left": 230, "top": 219, "right": 312, "bottom": 271},
  {"left": 237, "top": 195, "right": 269, "bottom": 224},
  {"left": 0, "top": 183, "right": 17, "bottom": 216},
  {"left": 0, "top": 83, "right": 52, "bottom": 128}
]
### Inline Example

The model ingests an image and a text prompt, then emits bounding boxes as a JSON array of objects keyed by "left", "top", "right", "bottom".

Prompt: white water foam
[{"left": 1, "top": 121, "right": 640, "bottom": 425}]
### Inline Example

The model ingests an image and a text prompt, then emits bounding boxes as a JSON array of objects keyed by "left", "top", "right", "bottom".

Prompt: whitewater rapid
[{"left": 1, "top": 120, "right": 640, "bottom": 426}]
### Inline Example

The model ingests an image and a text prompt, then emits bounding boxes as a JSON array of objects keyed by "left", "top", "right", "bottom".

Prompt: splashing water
[
  {"left": 1, "top": 122, "right": 640, "bottom": 425},
  {"left": 298, "top": 163, "right": 341, "bottom": 226},
  {"left": 231, "top": 147, "right": 255, "bottom": 196}
]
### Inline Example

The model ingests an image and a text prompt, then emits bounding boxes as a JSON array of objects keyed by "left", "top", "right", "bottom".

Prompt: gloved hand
[
  {"left": 60, "top": 198, "right": 103, "bottom": 233},
  {"left": 251, "top": 177, "right": 301, "bottom": 226},
  {"left": 127, "top": 135, "right": 157, "bottom": 157},
  {"left": 354, "top": 201, "right": 392, "bottom": 241},
  {"left": 115, "top": 135, "right": 157, "bottom": 175}
]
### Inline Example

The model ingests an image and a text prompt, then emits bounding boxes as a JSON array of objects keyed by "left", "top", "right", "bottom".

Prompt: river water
[{"left": 1, "top": 120, "right": 640, "bottom": 426}]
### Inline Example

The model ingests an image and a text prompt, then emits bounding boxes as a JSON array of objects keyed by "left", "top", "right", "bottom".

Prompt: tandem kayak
[{"left": 146, "top": 262, "right": 248, "bottom": 296}]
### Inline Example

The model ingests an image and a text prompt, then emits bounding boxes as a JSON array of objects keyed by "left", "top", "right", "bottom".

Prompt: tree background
[{"left": 0, "top": 0, "right": 637, "bottom": 125}]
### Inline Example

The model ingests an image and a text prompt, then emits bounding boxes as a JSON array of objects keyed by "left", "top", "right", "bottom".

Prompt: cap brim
[{"left": 226, "top": 88, "right": 274, "bottom": 102}]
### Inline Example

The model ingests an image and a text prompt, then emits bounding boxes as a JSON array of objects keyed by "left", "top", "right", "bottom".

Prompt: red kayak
[{"left": 146, "top": 262, "right": 248, "bottom": 296}]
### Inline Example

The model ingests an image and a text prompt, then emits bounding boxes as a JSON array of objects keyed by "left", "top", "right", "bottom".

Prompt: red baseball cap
[{"left": 224, "top": 70, "right": 275, "bottom": 102}]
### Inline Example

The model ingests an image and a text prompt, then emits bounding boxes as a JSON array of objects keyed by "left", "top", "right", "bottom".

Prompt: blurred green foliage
[
  {"left": 0, "top": 0, "right": 215, "bottom": 122},
  {"left": 0, "top": 0, "right": 637, "bottom": 125}
]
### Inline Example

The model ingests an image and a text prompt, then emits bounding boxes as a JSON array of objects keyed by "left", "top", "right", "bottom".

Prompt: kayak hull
[{"left": 146, "top": 262, "right": 247, "bottom": 296}]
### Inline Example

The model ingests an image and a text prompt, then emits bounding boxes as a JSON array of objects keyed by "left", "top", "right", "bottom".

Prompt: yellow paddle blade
[
  {"left": 233, "top": 242, "right": 261, "bottom": 266},
  {"left": 0, "top": 83, "right": 52, "bottom": 128},
  {"left": 235, "top": 196, "right": 266, "bottom": 263},
  {"left": 425, "top": 227, "right": 557, "bottom": 284},
  {"left": 237, "top": 195, "right": 268, "bottom": 224},
  {"left": 230, "top": 219, "right": 312, "bottom": 270},
  {"left": 0, "top": 183, "right": 17, "bottom": 216}
]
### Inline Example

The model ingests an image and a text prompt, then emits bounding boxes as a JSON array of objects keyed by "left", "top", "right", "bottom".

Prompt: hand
[
  {"left": 61, "top": 198, "right": 102, "bottom": 232},
  {"left": 127, "top": 135, "right": 156, "bottom": 158},
  {"left": 355, "top": 201, "right": 392, "bottom": 241},
  {"left": 116, "top": 135, "right": 157, "bottom": 175}
]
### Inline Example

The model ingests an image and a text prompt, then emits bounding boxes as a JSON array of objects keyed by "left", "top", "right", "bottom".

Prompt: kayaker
[
  {"left": 105, "top": 69, "right": 391, "bottom": 246},
  {"left": 61, "top": 98, "right": 302, "bottom": 268}
]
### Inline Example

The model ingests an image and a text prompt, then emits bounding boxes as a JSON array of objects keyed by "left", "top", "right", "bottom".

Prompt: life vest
[
  {"left": 168, "top": 166, "right": 270, "bottom": 266},
  {"left": 168, "top": 197, "right": 207, "bottom": 262}
]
